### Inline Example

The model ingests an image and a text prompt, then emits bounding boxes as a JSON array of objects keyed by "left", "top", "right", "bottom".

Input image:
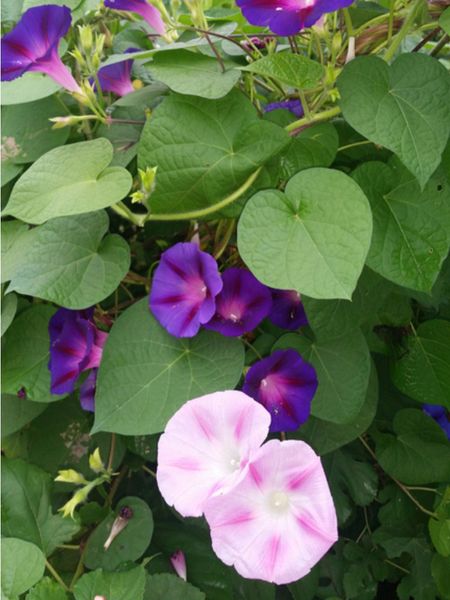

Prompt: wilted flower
[
  {"left": 1, "top": 5, "right": 81, "bottom": 93},
  {"left": 265, "top": 100, "right": 304, "bottom": 118},
  {"left": 104, "top": 506, "right": 134, "bottom": 549},
  {"left": 204, "top": 268, "right": 272, "bottom": 337},
  {"left": 204, "top": 439, "right": 338, "bottom": 584},
  {"left": 243, "top": 349, "right": 317, "bottom": 432},
  {"left": 170, "top": 550, "right": 187, "bottom": 580},
  {"left": 268, "top": 289, "right": 308, "bottom": 330},
  {"left": 423, "top": 404, "right": 450, "bottom": 440},
  {"left": 149, "top": 243, "right": 223, "bottom": 338},
  {"left": 157, "top": 391, "right": 271, "bottom": 517},
  {"left": 104, "top": 0, "right": 166, "bottom": 35},
  {"left": 96, "top": 52, "right": 135, "bottom": 96},
  {"left": 236, "top": 0, "right": 354, "bottom": 35}
]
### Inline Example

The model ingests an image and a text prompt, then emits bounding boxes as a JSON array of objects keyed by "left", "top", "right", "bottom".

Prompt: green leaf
[
  {"left": 1, "top": 458, "right": 79, "bottom": 555},
  {"left": 432, "top": 554, "right": 450, "bottom": 600},
  {"left": 280, "top": 123, "right": 339, "bottom": 179},
  {"left": 338, "top": 54, "right": 450, "bottom": 187},
  {"left": 1, "top": 538, "right": 45, "bottom": 599},
  {"left": 375, "top": 409, "right": 450, "bottom": 484},
  {"left": 1, "top": 97, "right": 69, "bottom": 164},
  {"left": 1, "top": 220, "right": 29, "bottom": 283},
  {"left": 138, "top": 90, "right": 289, "bottom": 216},
  {"left": 1, "top": 291, "right": 17, "bottom": 337},
  {"left": 73, "top": 566, "right": 146, "bottom": 600},
  {"left": 291, "top": 361, "right": 378, "bottom": 454},
  {"left": 429, "top": 488, "right": 450, "bottom": 556},
  {"left": 3, "top": 138, "right": 132, "bottom": 224},
  {"left": 352, "top": 159, "right": 450, "bottom": 292},
  {"left": 93, "top": 298, "right": 245, "bottom": 435},
  {"left": 275, "top": 329, "right": 371, "bottom": 423},
  {"left": 1, "top": 394, "right": 46, "bottom": 438},
  {"left": 237, "top": 168, "right": 372, "bottom": 300},
  {"left": 1, "top": 305, "right": 62, "bottom": 403},
  {"left": 241, "top": 52, "right": 324, "bottom": 90},
  {"left": 7, "top": 211, "right": 130, "bottom": 309},
  {"left": 439, "top": 6, "right": 450, "bottom": 35},
  {"left": 1, "top": 73, "right": 60, "bottom": 105},
  {"left": 25, "top": 577, "right": 68, "bottom": 600},
  {"left": 392, "top": 320, "right": 450, "bottom": 409},
  {"left": 144, "top": 574, "right": 205, "bottom": 600},
  {"left": 149, "top": 50, "right": 240, "bottom": 99},
  {"left": 84, "top": 497, "right": 154, "bottom": 571},
  {"left": 396, "top": 538, "right": 438, "bottom": 600},
  {"left": 287, "top": 567, "right": 319, "bottom": 600}
]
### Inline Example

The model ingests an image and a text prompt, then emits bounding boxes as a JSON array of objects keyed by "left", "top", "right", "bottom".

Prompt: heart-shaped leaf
[
  {"left": 241, "top": 52, "right": 324, "bottom": 90},
  {"left": 1, "top": 538, "right": 45, "bottom": 598}
]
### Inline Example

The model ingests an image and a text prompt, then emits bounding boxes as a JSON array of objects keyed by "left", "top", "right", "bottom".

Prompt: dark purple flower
[
  {"left": 149, "top": 243, "right": 223, "bottom": 338},
  {"left": 104, "top": 0, "right": 165, "bottom": 35},
  {"left": 97, "top": 56, "right": 134, "bottom": 96},
  {"left": 1, "top": 5, "right": 81, "bottom": 93},
  {"left": 243, "top": 348, "right": 317, "bottom": 432},
  {"left": 268, "top": 289, "right": 308, "bottom": 330},
  {"left": 49, "top": 309, "right": 107, "bottom": 396},
  {"left": 265, "top": 99, "right": 304, "bottom": 118},
  {"left": 204, "top": 268, "right": 272, "bottom": 337},
  {"left": 423, "top": 404, "right": 450, "bottom": 440},
  {"left": 79, "top": 369, "right": 98, "bottom": 412},
  {"left": 237, "top": 0, "right": 354, "bottom": 35}
]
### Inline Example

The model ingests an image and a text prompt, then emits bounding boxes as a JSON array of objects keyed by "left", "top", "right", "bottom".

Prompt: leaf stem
[
  {"left": 45, "top": 559, "right": 69, "bottom": 591},
  {"left": 142, "top": 464, "right": 157, "bottom": 478},
  {"left": 285, "top": 106, "right": 341, "bottom": 134},
  {"left": 384, "top": 0, "right": 422, "bottom": 61},
  {"left": 107, "top": 433, "right": 116, "bottom": 472}
]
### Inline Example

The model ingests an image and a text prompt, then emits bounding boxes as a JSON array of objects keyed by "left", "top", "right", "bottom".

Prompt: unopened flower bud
[
  {"left": 89, "top": 448, "right": 105, "bottom": 473},
  {"left": 104, "top": 506, "right": 134, "bottom": 550},
  {"left": 60, "top": 487, "right": 90, "bottom": 519},
  {"left": 170, "top": 550, "right": 187, "bottom": 580},
  {"left": 55, "top": 469, "right": 88, "bottom": 485},
  {"left": 78, "top": 25, "right": 93, "bottom": 52}
]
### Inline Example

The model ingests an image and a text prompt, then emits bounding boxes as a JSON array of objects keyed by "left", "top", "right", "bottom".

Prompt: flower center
[{"left": 268, "top": 491, "right": 290, "bottom": 513}]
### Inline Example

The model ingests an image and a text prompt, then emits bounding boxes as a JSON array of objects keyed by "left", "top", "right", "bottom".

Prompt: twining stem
[
  {"left": 142, "top": 465, "right": 157, "bottom": 478},
  {"left": 285, "top": 106, "right": 341, "bottom": 134},
  {"left": 107, "top": 433, "right": 116, "bottom": 472},
  {"left": 338, "top": 140, "right": 374, "bottom": 152},
  {"left": 57, "top": 544, "right": 80, "bottom": 550},
  {"left": 384, "top": 0, "right": 422, "bottom": 61},
  {"left": 45, "top": 559, "right": 69, "bottom": 591}
]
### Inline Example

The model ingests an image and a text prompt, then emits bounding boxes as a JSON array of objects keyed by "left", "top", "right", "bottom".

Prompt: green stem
[
  {"left": 298, "top": 89, "right": 311, "bottom": 121},
  {"left": 285, "top": 106, "right": 341, "bottom": 133},
  {"left": 342, "top": 8, "right": 354, "bottom": 36},
  {"left": 111, "top": 202, "right": 146, "bottom": 227},
  {"left": 142, "top": 465, "right": 157, "bottom": 478},
  {"left": 338, "top": 140, "right": 374, "bottom": 152},
  {"left": 384, "top": 0, "right": 422, "bottom": 61},
  {"left": 45, "top": 559, "right": 69, "bottom": 591},
  {"left": 387, "top": 0, "right": 395, "bottom": 43}
]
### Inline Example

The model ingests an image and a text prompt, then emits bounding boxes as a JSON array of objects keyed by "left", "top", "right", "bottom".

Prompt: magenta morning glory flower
[
  {"left": 204, "top": 439, "right": 338, "bottom": 584},
  {"left": 1, "top": 5, "right": 81, "bottom": 93},
  {"left": 268, "top": 289, "right": 308, "bottom": 330},
  {"left": 104, "top": 0, "right": 166, "bottom": 35},
  {"left": 96, "top": 55, "right": 134, "bottom": 97},
  {"left": 237, "top": 0, "right": 354, "bottom": 35},
  {"left": 149, "top": 243, "right": 223, "bottom": 338},
  {"left": 265, "top": 99, "right": 303, "bottom": 118},
  {"left": 157, "top": 391, "right": 271, "bottom": 517},
  {"left": 204, "top": 268, "right": 272, "bottom": 337},
  {"left": 49, "top": 308, "right": 107, "bottom": 398},
  {"left": 243, "top": 348, "right": 317, "bottom": 432},
  {"left": 423, "top": 404, "right": 450, "bottom": 440}
]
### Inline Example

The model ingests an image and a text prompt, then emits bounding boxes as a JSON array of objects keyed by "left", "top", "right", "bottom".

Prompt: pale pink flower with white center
[
  {"left": 156, "top": 391, "right": 271, "bottom": 517},
  {"left": 170, "top": 550, "right": 187, "bottom": 580},
  {"left": 204, "top": 439, "right": 338, "bottom": 585}
]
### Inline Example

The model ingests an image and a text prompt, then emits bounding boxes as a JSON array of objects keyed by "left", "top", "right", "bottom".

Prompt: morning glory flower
[
  {"left": 204, "top": 268, "right": 272, "bottom": 337},
  {"left": 104, "top": 0, "right": 166, "bottom": 35},
  {"left": 423, "top": 404, "right": 450, "bottom": 440},
  {"left": 1, "top": 5, "right": 81, "bottom": 93},
  {"left": 243, "top": 348, "right": 317, "bottom": 432},
  {"left": 149, "top": 242, "right": 223, "bottom": 338},
  {"left": 204, "top": 439, "right": 338, "bottom": 584},
  {"left": 49, "top": 308, "right": 107, "bottom": 397},
  {"left": 170, "top": 550, "right": 187, "bottom": 581},
  {"left": 236, "top": 0, "right": 354, "bottom": 35},
  {"left": 79, "top": 369, "right": 98, "bottom": 413},
  {"left": 157, "top": 391, "right": 271, "bottom": 517},
  {"left": 268, "top": 289, "right": 308, "bottom": 330},
  {"left": 265, "top": 99, "right": 304, "bottom": 118},
  {"left": 96, "top": 55, "right": 135, "bottom": 97}
]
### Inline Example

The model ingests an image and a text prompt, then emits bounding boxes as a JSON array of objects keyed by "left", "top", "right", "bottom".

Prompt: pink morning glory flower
[
  {"left": 104, "top": 0, "right": 166, "bottom": 35},
  {"left": 268, "top": 289, "right": 308, "bottom": 330},
  {"left": 236, "top": 0, "right": 354, "bottom": 35},
  {"left": 156, "top": 391, "right": 271, "bottom": 517},
  {"left": 242, "top": 349, "right": 317, "bottom": 432},
  {"left": 204, "top": 268, "right": 272, "bottom": 337},
  {"left": 149, "top": 243, "right": 223, "bottom": 338},
  {"left": 1, "top": 5, "right": 81, "bottom": 93},
  {"left": 204, "top": 439, "right": 338, "bottom": 584},
  {"left": 170, "top": 550, "right": 187, "bottom": 580}
]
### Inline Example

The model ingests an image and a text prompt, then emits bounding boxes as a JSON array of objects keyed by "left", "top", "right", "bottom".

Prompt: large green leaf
[
  {"left": 1, "top": 394, "right": 46, "bottom": 438},
  {"left": 275, "top": 329, "right": 371, "bottom": 424},
  {"left": 1, "top": 96, "right": 69, "bottom": 164},
  {"left": 1, "top": 305, "right": 61, "bottom": 403},
  {"left": 93, "top": 299, "right": 245, "bottom": 435},
  {"left": 7, "top": 212, "right": 130, "bottom": 309},
  {"left": 338, "top": 54, "right": 450, "bottom": 187},
  {"left": 73, "top": 566, "right": 146, "bottom": 600},
  {"left": 138, "top": 90, "right": 289, "bottom": 216},
  {"left": 238, "top": 168, "right": 372, "bottom": 300},
  {"left": 280, "top": 123, "right": 339, "bottom": 179},
  {"left": 432, "top": 555, "right": 450, "bottom": 600},
  {"left": 1, "top": 538, "right": 45, "bottom": 599},
  {"left": 1, "top": 220, "right": 29, "bottom": 283},
  {"left": 352, "top": 159, "right": 450, "bottom": 292},
  {"left": 375, "top": 409, "right": 450, "bottom": 484},
  {"left": 25, "top": 578, "right": 68, "bottom": 600},
  {"left": 144, "top": 574, "right": 205, "bottom": 600},
  {"left": 149, "top": 49, "right": 240, "bottom": 99},
  {"left": 1, "top": 73, "right": 60, "bottom": 105},
  {"left": 1, "top": 458, "right": 79, "bottom": 555},
  {"left": 3, "top": 138, "right": 132, "bottom": 224},
  {"left": 1, "top": 291, "right": 17, "bottom": 337},
  {"left": 241, "top": 52, "right": 324, "bottom": 90},
  {"left": 392, "top": 320, "right": 450, "bottom": 409}
]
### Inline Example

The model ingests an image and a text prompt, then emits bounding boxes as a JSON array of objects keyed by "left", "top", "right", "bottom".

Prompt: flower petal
[{"left": 104, "top": 0, "right": 166, "bottom": 34}]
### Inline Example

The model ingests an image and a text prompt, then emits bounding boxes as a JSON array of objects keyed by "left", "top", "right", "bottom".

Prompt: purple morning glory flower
[
  {"left": 79, "top": 369, "right": 98, "bottom": 413},
  {"left": 97, "top": 55, "right": 134, "bottom": 97},
  {"left": 237, "top": 0, "right": 354, "bottom": 35},
  {"left": 265, "top": 99, "right": 304, "bottom": 118},
  {"left": 243, "top": 348, "right": 318, "bottom": 432},
  {"left": 423, "top": 404, "right": 450, "bottom": 440},
  {"left": 149, "top": 243, "right": 223, "bottom": 338},
  {"left": 1, "top": 5, "right": 81, "bottom": 93},
  {"left": 204, "top": 268, "right": 272, "bottom": 337},
  {"left": 49, "top": 308, "right": 107, "bottom": 397},
  {"left": 268, "top": 289, "right": 308, "bottom": 330},
  {"left": 104, "top": 0, "right": 166, "bottom": 35}
]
